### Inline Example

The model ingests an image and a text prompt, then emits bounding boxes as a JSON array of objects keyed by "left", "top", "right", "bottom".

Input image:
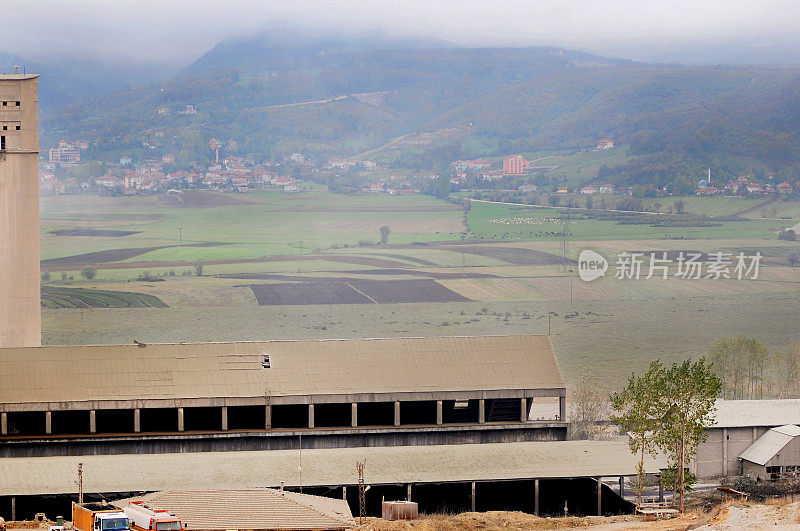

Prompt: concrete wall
[
  {"left": 696, "top": 426, "right": 769, "bottom": 479},
  {"left": 766, "top": 434, "right": 800, "bottom": 468},
  {"left": 0, "top": 423, "right": 567, "bottom": 458},
  {"left": 0, "top": 75, "right": 40, "bottom": 348}
]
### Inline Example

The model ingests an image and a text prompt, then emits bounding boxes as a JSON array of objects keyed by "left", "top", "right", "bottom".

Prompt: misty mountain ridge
[{"left": 36, "top": 26, "right": 800, "bottom": 177}]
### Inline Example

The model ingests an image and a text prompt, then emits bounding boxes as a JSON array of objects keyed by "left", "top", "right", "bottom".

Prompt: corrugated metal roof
[
  {"left": 712, "top": 399, "right": 800, "bottom": 428},
  {"left": 0, "top": 335, "right": 564, "bottom": 404},
  {"left": 0, "top": 439, "right": 659, "bottom": 496},
  {"left": 739, "top": 424, "right": 800, "bottom": 466},
  {"left": 116, "top": 489, "right": 355, "bottom": 530}
]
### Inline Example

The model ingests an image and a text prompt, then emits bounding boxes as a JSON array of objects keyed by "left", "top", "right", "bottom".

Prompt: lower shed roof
[{"left": 0, "top": 439, "right": 660, "bottom": 496}]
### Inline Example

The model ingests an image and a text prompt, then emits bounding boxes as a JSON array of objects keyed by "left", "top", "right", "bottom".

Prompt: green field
[{"left": 39, "top": 190, "right": 800, "bottom": 392}]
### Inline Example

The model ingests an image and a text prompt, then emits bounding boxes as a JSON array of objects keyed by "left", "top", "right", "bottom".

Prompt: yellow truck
[{"left": 71, "top": 503, "right": 130, "bottom": 531}]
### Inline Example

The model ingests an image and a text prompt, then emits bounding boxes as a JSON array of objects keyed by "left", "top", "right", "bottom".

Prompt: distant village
[{"left": 40, "top": 136, "right": 795, "bottom": 199}]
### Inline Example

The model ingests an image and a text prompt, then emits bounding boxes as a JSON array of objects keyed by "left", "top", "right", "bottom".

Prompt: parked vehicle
[
  {"left": 121, "top": 502, "right": 183, "bottom": 531},
  {"left": 72, "top": 503, "right": 130, "bottom": 531}
]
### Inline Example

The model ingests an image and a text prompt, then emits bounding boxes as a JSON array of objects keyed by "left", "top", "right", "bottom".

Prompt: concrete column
[
  {"left": 1, "top": 412, "right": 7, "bottom": 435},
  {"left": 45, "top": 411, "right": 52, "bottom": 434},
  {"left": 723, "top": 427, "right": 729, "bottom": 476},
  {"left": 559, "top": 396, "right": 567, "bottom": 421},
  {"left": 471, "top": 481, "right": 476, "bottom": 512},
  {"left": 597, "top": 477, "right": 602, "bottom": 516},
  {"left": 308, "top": 404, "right": 314, "bottom": 428},
  {"left": 265, "top": 405, "right": 272, "bottom": 429},
  {"left": 619, "top": 476, "right": 624, "bottom": 499},
  {"left": 89, "top": 410, "right": 96, "bottom": 434},
  {"left": 436, "top": 400, "right": 443, "bottom": 425},
  {"left": 342, "top": 486, "right": 347, "bottom": 500},
  {"left": 478, "top": 399, "right": 485, "bottom": 424},
  {"left": 406, "top": 484, "right": 412, "bottom": 501},
  {"left": 658, "top": 476, "right": 664, "bottom": 501},
  {"left": 351, "top": 403, "right": 358, "bottom": 428},
  {"left": 11, "top": 496, "right": 15, "bottom": 521},
  {"left": 394, "top": 401, "right": 401, "bottom": 426},
  {"left": 534, "top": 479, "right": 540, "bottom": 516},
  {"left": 520, "top": 398, "right": 528, "bottom": 422},
  {"left": 177, "top": 407, "right": 184, "bottom": 432},
  {"left": 134, "top": 408, "right": 141, "bottom": 433},
  {"left": 221, "top": 406, "right": 228, "bottom": 431}
]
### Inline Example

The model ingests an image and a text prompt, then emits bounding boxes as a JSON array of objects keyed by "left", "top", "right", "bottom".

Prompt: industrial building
[
  {"left": 695, "top": 399, "right": 800, "bottom": 479},
  {"left": 117, "top": 489, "right": 356, "bottom": 531},
  {"left": 0, "top": 439, "right": 661, "bottom": 519},
  {"left": 0, "top": 335, "right": 567, "bottom": 457},
  {"left": 739, "top": 425, "right": 800, "bottom": 481},
  {"left": 0, "top": 71, "right": 41, "bottom": 348}
]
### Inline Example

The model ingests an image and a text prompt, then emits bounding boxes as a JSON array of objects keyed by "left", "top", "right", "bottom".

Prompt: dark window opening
[
  {"left": 487, "top": 398, "right": 523, "bottom": 422},
  {"left": 15, "top": 101, "right": 20, "bottom": 106},
  {"left": 227, "top": 405, "right": 266, "bottom": 430},
  {"left": 139, "top": 408, "right": 177, "bottom": 433},
  {"left": 5, "top": 411, "right": 47, "bottom": 436},
  {"left": 51, "top": 410, "right": 90, "bottom": 435},
  {"left": 2, "top": 102, "right": 6, "bottom": 106},
  {"left": 442, "top": 399, "right": 480, "bottom": 424},
  {"left": 95, "top": 409, "right": 134, "bottom": 434},
  {"left": 15, "top": 125, "right": 19, "bottom": 130},
  {"left": 400, "top": 400, "right": 437, "bottom": 425},
  {"left": 183, "top": 406, "right": 222, "bottom": 431},
  {"left": 271, "top": 404, "right": 308, "bottom": 429},
  {"left": 1, "top": 136, "right": 5, "bottom": 150},
  {"left": 2, "top": 126, "right": 6, "bottom": 130},
  {"left": 357, "top": 401, "right": 394, "bottom": 426},
  {"left": 314, "top": 403, "right": 351, "bottom": 428}
]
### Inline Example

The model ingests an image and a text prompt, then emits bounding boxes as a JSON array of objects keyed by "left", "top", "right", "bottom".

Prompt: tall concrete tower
[{"left": 0, "top": 72, "right": 41, "bottom": 347}]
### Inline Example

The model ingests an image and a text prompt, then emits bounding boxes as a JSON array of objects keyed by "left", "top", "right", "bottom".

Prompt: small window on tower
[
  {"left": 1, "top": 102, "right": 6, "bottom": 106},
  {"left": 15, "top": 101, "right": 20, "bottom": 106},
  {"left": 1, "top": 136, "right": 5, "bottom": 150},
  {"left": 2, "top": 126, "right": 6, "bottom": 131},
  {"left": 15, "top": 126, "right": 20, "bottom": 130}
]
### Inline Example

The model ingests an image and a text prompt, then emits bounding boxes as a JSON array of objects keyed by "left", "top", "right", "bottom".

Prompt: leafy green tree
[
  {"left": 41, "top": 271, "right": 51, "bottom": 282},
  {"left": 611, "top": 360, "right": 666, "bottom": 507},
  {"left": 674, "top": 199, "right": 686, "bottom": 214},
  {"left": 194, "top": 259, "right": 206, "bottom": 277},
  {"left": 655, "top": 359, "right": 721, "bottom": 512},
  {"left": 379, "top": 225, "right": 391, "bottom": 245},
  {"left": 80, "top": 266, "right": 97, "bottom": 280},
  {"left": 789, "top": 251, "right": 800, "bottom": 268}
]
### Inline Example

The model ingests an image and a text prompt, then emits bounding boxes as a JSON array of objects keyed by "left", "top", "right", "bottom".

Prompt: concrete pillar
[
  {"left": 597, "top": 477, "right": 602, "bottom": 516},
  {"left": 265, "top": 405, "right": 271, "bottom": 429},
  {"left": 723, "top": 427, "right": 729, "bottom": 476},
  {"left": 134, "top": 408, "right": 141, "bottom": 433},
  {"left": 471, "top": 481, "right": 476, "bottom": 512},
  {"left": 559, "top": 396, "right": 567, "bottom": 421},
  {"left": 1, "top": 412, "right": 7, "bottom": 435},
  {"left": 520, "top": 398, "right": 528, "bottom": 422},
  {"left": 45, "top": 411, "right": 52, "bottom": 434},
  {"left": 342, "top": 486, "right": 347, "bottom": 501},
  {"left": 89, "top": 410, "right": 96, "bottom": 434},
  {"left": 406, "top": 484, "right": 412, "bottom": 501},
  {"left": 351, "top": 403, "right": 358, "bottom": 428},
  {"left": 221, "top": 406, "right": 228, "bottom": 431},
  {"left": 478, "top": 399, "right": 485, "bottom": 424},
  {"left": 534, "top": 479, "right": 540, "bottom": 516},
  {"left": 177, "top": 408, "right": 184, "bottom": 432},
  {"left": 308, "top": 404, "right": 314, "bottom": 429},
  {"left": 11, "top": 496, "right": 15, "bottom": 521},
  {"left": 394, "top": 401, "right": 401, "bottom": 426},
  {"left": 436, "top": 400, "right": 443, "bottom": 425},
  {"left": 658, "top": 476, "right": 664, "bottom": 501},
  {"left": 619, "top": 476, "right": 624, "bottom": 499}
]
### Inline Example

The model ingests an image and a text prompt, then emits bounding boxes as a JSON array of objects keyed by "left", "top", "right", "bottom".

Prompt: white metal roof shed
[{"left": 739, "top": 424, "right": 800, "bottom": 466}]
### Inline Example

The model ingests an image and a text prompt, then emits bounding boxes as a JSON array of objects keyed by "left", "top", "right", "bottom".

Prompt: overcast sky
[{"left": 4, "top": 0, "right": 800, "bottom": 65}]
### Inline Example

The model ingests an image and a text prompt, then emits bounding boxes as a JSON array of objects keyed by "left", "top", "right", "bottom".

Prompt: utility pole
[
  {"left": 298, "top": 434, "right": 303, "bottom": 494},
  {"left": 560, "top": 211, "right": 571, "bottom": 272},
  {"left": 357, "top": 460, "right": 367, "bottom": 524},
  {"left": 77, "top": 462, "right": 84, "bottom": 504},
  {"left": 178, "top": 227, "right": 183, "bottom": 247}
]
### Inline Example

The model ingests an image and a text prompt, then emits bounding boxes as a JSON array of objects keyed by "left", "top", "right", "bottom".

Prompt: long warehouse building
[{"left": 0, "top": 334, "right": 567, "bottom": 456}]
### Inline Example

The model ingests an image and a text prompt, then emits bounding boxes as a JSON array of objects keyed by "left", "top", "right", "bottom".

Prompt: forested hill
[{"left": 41, "top": 27, "right": 800, "bottom": 171}]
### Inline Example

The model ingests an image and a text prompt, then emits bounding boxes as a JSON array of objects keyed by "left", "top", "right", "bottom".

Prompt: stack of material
[
  {"left": 116, "top": 489, "right": 355, "bottom": 531},
  {"left": 381, "top": 501, "right": 418, "bottom": 521}
]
